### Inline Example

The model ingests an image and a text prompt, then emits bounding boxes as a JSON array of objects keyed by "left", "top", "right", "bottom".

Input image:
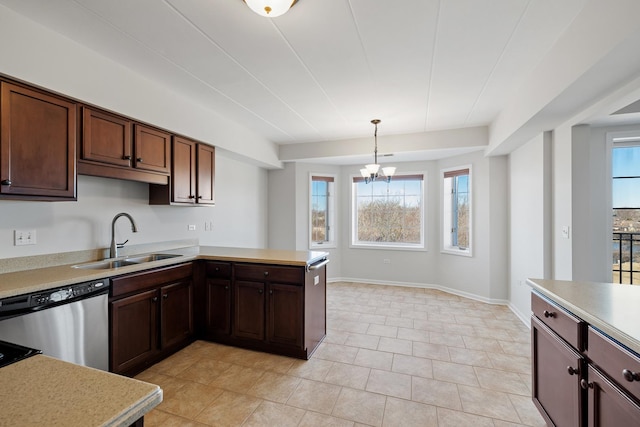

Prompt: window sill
[
  {"left": 441, "top": 248, "right": 472, "bottom": 257},
  {"left": 310, "top": 243, "right": 336, "bottom": 250},
  {"left": 350, "top": 243, "right": 426, "bottom": 252}
]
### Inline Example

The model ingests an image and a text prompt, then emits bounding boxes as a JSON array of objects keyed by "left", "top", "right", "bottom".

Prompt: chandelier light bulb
[
  {"left": 366, "top": 164, "right": 380, "bottom": 175},
  {"left": 245, "top": 0, "right": 294, "bottom": 17},
  {"left": 382, "top": 166, "right": 396, "bottom": 177}
]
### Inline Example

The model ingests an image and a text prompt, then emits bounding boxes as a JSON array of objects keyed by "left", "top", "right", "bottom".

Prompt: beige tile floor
[{"left": 136, "top": 281, "right": 546, "bottom": 426}]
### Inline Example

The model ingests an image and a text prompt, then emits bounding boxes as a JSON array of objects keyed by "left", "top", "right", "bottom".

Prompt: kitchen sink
[
  {"left": 72, "top": 260, "right": 139, "bottom": 270},
  {"left": 72, "top": 253, "right": 183, "bottom": 270},
  {"left": 124, "top": 253, "right": 183, "bottom": 263}
]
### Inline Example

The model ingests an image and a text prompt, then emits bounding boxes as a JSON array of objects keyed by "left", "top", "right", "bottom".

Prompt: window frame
[
  {"left": 441, "top": 165, "right": 473, "bottom": 257},
  {"left": 309, "top": 173, "right": 336, "bottom": 249},
  {"left": 350, "top": 172, "right": 426, "bottom": 251}
]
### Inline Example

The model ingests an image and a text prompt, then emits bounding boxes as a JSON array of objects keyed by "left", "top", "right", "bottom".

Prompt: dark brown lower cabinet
[
  {"left": 160, "top": 280, "right": 194, "bottom": 349},
  {"left": 110, "top": 289, "right": 159, "bottom": 375},
  {"left": 203, "top": 260, "right": 326, "bottom": 359},
  {"left": 531, "top": 315, "right": 584, "bottom": 427},
  {"left": 234, "top": 280, "right": 266, "bottom": 341},
  {"left": 268, "top": 282, "right": 303, "bottom": 348},
  {"left": 531, "top": 291, "right": 640, "bottom": 427},
  {"left": 584, "top": 365, "right": 640, "bottom": 426},
  {"left": 110, "top": 263, "right": 194, "bottom": 376},
  {"left": 203, "top": 261, "right": 232, "bottom": 339}
]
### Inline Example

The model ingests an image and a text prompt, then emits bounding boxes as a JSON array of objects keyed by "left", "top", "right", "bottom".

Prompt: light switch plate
[{"left": 14, "top": 229, "right": 36, "bottom": 246}]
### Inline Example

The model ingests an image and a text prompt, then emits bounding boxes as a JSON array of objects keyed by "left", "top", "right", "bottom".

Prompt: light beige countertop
[
  {"left": 0, "top": 355, "right": 162, "bottom": 426},
  {"left": 528, "top": 278, "right": 640, "bottom": 355},
  {"left": 0, "top": 245, "right": 329, "bottom": 299}
]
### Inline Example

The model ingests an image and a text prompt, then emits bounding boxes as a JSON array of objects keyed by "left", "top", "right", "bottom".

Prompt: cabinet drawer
[
  {"left": 206, "top": 261, "right": 231, "bottom": 278},
  {"left": 111, "top": 263, "right": 193, "bottom": 298},
  {"left": 588, "top": 327, "right": 640, "bottom": 401},
  {"left": 235, "top": 263, "right": 303, "bottom": 284},
  {"left": 531, "top": 292, "right": 585, "bottom": 351}
]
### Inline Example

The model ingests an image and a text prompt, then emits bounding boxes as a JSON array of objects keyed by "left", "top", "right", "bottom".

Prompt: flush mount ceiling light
[
  {"left": 360, "top": 119, "right": 396, "bottom": 184},
  {"left": 244, "top": 0, "right": 298, "bottom": 17}
]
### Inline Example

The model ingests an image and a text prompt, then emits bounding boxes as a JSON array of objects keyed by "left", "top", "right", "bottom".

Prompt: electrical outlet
[
  {"left": 188, "top": 224, "right": 196, "bottom": 231},
  {"left": 383, "top": 259, "right": 391, "bottom": 264},
  {"left": 14, "top": 229, "right": 36, "bottom": 246},
  {"left": 204, "top": 221, "right": 213, "bottom": 231}
]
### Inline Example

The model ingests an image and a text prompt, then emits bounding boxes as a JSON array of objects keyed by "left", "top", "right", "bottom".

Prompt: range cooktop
[{"left": 0, "top": 340, "right": 41, "bottom": 368}]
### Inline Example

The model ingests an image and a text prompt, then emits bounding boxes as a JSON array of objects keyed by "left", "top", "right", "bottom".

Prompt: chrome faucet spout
[{"left": 110, "top": 212, "right": 138, "bottom": 258}]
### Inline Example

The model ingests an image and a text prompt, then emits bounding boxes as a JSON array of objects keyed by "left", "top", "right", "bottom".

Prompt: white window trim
[
  {"left": 349, "top": 171, "right": 427, "bottom": 251},
  {"left": 441, "top": 164, "right": 473, "bottom": 257},
  {"left": 309, "top": 173, "right": 337, "bottom": 249}
]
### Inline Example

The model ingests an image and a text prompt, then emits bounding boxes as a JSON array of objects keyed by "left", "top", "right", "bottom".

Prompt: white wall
[
  {"left": 571, "top": 125, "right": 612, "bottom": 282},
  {"left": 552, "top": 125, "right": 573, "bottom": 279},
  {"left": 0, "top": 152, "right": 268, "bottom": 260},
  {"left": 267, "top": 162, "right": 343, "bottom": 279},
  {"left": 267, "top": 163, "right": 297, "bottom": 251},
  {"left": 266, "top": 151, "right": 510, "bottom": 302},
  {"left": 509, "top": 134, "right": 551, "bottom": 322},
  {"left": 436, "top": 152, "right": 509, "bottom": 302}
]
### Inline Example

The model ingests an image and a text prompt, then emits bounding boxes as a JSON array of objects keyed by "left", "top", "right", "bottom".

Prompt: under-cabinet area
[{"left": 529, "top": 279, "right": 640, "bottom": 427}]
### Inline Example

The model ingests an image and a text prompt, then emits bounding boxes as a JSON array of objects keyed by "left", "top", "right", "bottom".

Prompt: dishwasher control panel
[{"left": 0, "top": 280, "right": 107, "bottom": 316}]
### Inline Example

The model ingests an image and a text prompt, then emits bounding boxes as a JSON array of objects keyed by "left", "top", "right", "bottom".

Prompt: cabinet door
[
  {"left": 268, "top": 283, "right": 303, "bottom": 348},
  {"left": 197, "top": 144, "right": 215, "bottom": 205},
  {"left": 110, "top": 289, "right": 159, "bottom": 374},
  {"left": 206, "top": 277, "right": 231, "bottom": 337},
  {"left": 233, "top": 280, "right": 265, "bottom": 341},
  {"left": 82, "top": 107, "right": 132, "bottom": 167},
  {"left": 0, "top": 82, "right": 76, "bottom": 199},
  {"left": 160, "top": 279, "right": 194, "bottom": 349},
  {"left": 531, "top": 315, "right": 584, "bottom": 427},
  {"left": 134, "top": 124, "right": 171, "bottom": 174},
  {"left": 171, "top": 136, "right": 196, "bottom": 204},
  {"left": 586, "top": 365, "right": 640, "bottom": 427}
]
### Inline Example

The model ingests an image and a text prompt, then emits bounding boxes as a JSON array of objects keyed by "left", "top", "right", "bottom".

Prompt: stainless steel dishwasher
[{"left": 0, "top": 279, "right": 108, "bottom": 371}]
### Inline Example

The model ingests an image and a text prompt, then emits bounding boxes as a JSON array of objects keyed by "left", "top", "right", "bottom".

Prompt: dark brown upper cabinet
[
  {"left": 78, "top": 106, "right": 170, "bottom": 185},
  {"left": 81, "top": 107, "right": 132, "bottom": 168},
  {"left": 0, "top": 82, "right": 76, "bottom": 201},
  {"left": 149, "top": 136, "right": 215, "bottom": 206}
]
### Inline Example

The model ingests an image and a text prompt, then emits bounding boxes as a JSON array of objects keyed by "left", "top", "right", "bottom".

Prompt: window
[
  {"left": 442, "top": 167, "right": 471, "bottom": 255},
  {"left": 310, "top": 174, "right": 335, "bottom": 248},
  {"left": 351, "top": 174, "right": 424, "bottom": 249},
  {"left": 612, "top": 142, "right": 640, "bottom": 284}
]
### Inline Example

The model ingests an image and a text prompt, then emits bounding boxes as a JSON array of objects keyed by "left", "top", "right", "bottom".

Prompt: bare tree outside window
[{"left": 353, "top": 175, "right": 424, "bottom": 248}]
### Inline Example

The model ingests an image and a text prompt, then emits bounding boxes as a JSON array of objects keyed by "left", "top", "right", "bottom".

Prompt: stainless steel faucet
[{"left": 110, "top": 212, "right": 138, "bottom": 258}]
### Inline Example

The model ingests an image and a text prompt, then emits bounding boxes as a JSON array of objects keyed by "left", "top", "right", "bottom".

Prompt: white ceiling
[{"left": 2, "top": 0, "right": 630, "bottom": 165}]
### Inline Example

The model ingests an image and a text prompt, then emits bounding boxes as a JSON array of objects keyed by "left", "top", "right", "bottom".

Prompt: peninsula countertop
[
  {"left": 0, "top": 355, "right": 162, "bottom": 426},
  {"left": 527, "top": 278, "right": 640, "bottom": 355},
  {"left": 0, "top": 245, "right": 329, "bottom": 299}
]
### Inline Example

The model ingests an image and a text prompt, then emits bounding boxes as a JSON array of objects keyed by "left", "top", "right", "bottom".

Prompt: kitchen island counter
[
  {"left": 527, "top": 278, "right": 640, "bottom": 354},
  {"left": 0, "top": 355, "right": 162, "bottom": 426}
]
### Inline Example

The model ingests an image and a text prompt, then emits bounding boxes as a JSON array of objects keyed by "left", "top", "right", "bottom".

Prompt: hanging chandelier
[
  {"left": 244, "top": 0, "right": 298, "bottom": 17},
  {"left": 360, "top": 119, "right": 396, "bottom": 184}
]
